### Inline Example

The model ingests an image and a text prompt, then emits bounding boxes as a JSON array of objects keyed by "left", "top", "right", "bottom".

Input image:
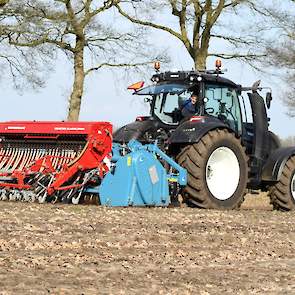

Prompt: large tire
[
  {"left": 269, "top": 156, "right": 295, "bottom": 211},
  {"left": 177, "top": 129, "right": 248, "bottom": 209}
]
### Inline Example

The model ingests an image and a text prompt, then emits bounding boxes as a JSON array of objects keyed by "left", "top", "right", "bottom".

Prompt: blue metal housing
[{"left": 85, "top": 140, "right": 187, "bottom": 207}]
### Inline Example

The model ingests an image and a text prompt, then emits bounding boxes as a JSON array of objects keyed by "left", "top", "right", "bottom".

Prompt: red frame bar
[{"left": 0, "top": 121, "right": 111, "bottom": 136}]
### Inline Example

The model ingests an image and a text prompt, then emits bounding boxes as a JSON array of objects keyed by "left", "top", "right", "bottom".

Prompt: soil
[{"left": 0, "top": 193, "right": 295, "bottom": 294}]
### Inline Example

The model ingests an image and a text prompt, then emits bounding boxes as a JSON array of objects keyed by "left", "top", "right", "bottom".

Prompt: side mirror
[{"left": 266, "top": 92, "right": 272, "bottom": 109}]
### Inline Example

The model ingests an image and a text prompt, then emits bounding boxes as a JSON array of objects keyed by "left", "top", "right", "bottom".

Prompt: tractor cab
[{"left": 134, "top": 73, "right": 243, "bottom": 135}]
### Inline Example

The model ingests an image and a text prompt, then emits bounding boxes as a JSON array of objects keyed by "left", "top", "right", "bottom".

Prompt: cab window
[
  {"left": 153, "top": 90, "right": 197, "bottom": 124},
  {"left": 204, "top": 84, "right": 242, "bottom": 134},
  {"left": 153, "top": 93, "right": 180, "bottom": 124}
]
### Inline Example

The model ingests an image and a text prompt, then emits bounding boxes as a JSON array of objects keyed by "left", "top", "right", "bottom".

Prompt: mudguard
[
  {"left": 169, "top": 116, "right": 232, "bottom": 144},
  {"left": 113, "top": 119, "right": 161, "bottom": 143},
  {"left": 262, "top": 147, "right": 295, "bottom": 181}
]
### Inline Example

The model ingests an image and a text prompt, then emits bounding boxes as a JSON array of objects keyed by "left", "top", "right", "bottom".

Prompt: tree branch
[
  {"left": 115, "top": 3, "right": 183, "bottom": 41},
  {"left": 9, "top": 35, "right": 74, "bottom": 52},
  {"left": 85, "top": 61, "right": 155, "bottom": 76},
  {"left": 208, "top": 52, "right": 266, "bottom": 59}
]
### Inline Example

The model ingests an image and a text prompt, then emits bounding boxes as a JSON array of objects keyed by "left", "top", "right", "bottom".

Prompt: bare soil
[{"left": 1, "top": 194, "right": 295, "bottom": 294}]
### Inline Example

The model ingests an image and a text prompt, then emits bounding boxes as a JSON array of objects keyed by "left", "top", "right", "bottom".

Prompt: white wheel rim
[
  {"left": 291, "top": 173, "right": 295, "bottom": 200},
  {"left": 206, "top": 147, "right": 240, "bottom": 201}
]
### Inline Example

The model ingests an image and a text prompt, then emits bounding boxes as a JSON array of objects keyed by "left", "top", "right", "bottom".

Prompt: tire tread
[
  {"left": 269, "top": 156, "right": 295, "bottom": 211},
  {"left": 176, "top": 128, "right": 248, "bottom": 209}
]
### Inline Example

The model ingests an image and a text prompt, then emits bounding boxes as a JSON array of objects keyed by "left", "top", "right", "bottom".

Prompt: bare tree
[
  {"left": 257, "top": 1, "right": 295, "bottom": 116},
  {"left": 8, "top": 0, "right": 164, "bottom": 121},
  {"left": 116, "top": 0, "right": 265, "bottom": 70},
  {"left": 0, "top": 1, "right": 52, "bottom": 90}
]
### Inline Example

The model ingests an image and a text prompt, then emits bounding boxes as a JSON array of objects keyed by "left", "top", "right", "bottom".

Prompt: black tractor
[{"left": 114, "top": 63, "right": 295, "bottom": 210}]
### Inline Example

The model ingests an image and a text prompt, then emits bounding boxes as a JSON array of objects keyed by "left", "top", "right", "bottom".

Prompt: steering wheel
[
  {"left": 205, "top": 107, "right": 214, "bottom": 114},
  {"left": 164, "top": 109, "right": 182, "bottom": 123}
]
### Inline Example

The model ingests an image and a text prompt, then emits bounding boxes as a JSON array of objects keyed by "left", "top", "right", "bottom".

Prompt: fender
[
  {"left": 169, "top": 116, "right": 234, "bottom": 144},
  {"left": 113, "top": 119, "right": 161, "bottom": 143},
  {"left": 262, "top": 147, "right": 295, "bottom": 181}
]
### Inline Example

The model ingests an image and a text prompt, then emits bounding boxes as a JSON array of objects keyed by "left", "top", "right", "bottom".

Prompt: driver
[{"left": 181, "top": 93, "right": 199, "bottom": 117}]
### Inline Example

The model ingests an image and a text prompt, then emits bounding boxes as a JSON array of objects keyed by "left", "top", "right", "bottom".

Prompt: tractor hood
[{"left": 113, "top": 119, "right": 165, "bottom": 143}]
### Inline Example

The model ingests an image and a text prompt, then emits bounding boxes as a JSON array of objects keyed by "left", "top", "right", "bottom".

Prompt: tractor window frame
[{"left": 204, "top": 83, "right": 243, "bottom": 135}]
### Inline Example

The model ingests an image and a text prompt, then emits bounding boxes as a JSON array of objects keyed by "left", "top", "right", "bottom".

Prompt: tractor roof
[{"left": 151, "top": 71, "right": 239, "bottom": 89}]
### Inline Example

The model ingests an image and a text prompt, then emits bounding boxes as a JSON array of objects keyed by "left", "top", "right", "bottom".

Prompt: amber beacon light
[
  {"left": 215, "top": 59, "right": 222, "bottom": 70},
  {"left": 154, "top": 61, "right": 161, "bottom": 71}
]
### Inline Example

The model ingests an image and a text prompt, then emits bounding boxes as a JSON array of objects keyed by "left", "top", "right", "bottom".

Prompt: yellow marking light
[
  {"left": 168, "top": 178, "right": 177, "bottom": 182},
  {"left": 127, "top": 157, "right": 132, "bottom": 166}
]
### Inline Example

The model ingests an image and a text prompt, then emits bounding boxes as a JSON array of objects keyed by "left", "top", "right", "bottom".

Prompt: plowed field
[{"left": 0, "top": 194, "right": 295, "bottom": 294}]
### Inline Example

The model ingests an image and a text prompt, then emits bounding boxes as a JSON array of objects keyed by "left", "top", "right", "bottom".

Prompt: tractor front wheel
[{"left": 177, "top": 129, "right": 248, "bottom": 209}]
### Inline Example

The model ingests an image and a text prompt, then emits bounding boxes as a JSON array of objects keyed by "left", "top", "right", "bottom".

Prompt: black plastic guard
[
  {"left": 113, "top": 120, "right": 157, "bottom": 143},
  {"left": 169, "top": 116, "right": 230, "bottom": 144},
  {"left": 248, "top": 92, "right": 269, "bottom": 161},
  {"left": 262, "top": 147, "right": 295, "bottom": 181}
]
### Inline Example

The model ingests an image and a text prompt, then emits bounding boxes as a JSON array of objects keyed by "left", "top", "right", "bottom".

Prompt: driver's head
[{"left": 190, "top": 94, "right": 198, "bottom": 105}]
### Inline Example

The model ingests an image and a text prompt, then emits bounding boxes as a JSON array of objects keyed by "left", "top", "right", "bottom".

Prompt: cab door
[{"left": 204, "top": 84, "right": 243, "bottom": 135}]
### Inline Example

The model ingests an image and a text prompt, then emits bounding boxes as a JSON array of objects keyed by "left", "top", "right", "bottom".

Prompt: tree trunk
[
  {"left": 194, "top": 51, "right": 207, "bottom": 71},
  {"left": 67, "top": 42, "right": 85, "bottom": 121},
  {"left": 0, "top": 0, "right": 9, "bottom": 7}
]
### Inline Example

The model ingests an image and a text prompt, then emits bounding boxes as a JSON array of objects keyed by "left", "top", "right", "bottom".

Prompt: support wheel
[
  {"left": 269, "top": 156, "right": 295, "bottom": 211},
  {"left": 177, "top": 129, "right": 248, "bottom": 209}
]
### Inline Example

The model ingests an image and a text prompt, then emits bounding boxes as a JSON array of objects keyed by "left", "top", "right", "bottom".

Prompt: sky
[{"left": 1, "top": 3, "right": 294, "bottom": 139}]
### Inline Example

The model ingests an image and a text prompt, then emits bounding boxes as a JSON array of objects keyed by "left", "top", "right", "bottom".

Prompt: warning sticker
[{"left": 149, "top": 165, "right": 159, "bottom": 184}]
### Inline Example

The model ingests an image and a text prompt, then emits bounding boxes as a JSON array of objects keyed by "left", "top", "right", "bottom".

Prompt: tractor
[{"left": 113, "top": 61, "right": 295, "bottom": 211}]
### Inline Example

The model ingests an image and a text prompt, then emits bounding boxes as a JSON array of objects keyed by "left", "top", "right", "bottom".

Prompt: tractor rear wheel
[
  {"left": 269, "top": 156, "right": 295, "bottom": 211},
  {"left": 177, "top": 129, "right": 248, "bottom": 209}
]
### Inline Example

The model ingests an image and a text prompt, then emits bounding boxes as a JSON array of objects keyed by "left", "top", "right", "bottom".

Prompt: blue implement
[{"left": 85, "top": 140, "right": 187, "bottom": 207}]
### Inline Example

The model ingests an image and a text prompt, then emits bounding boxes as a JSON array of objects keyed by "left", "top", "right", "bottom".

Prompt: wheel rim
[
  {"left": 206, "top": 147, "right": 240, "bottom": 201},
  {"left": 291, "top": 173, "right": 295, "bottom": 200}
]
